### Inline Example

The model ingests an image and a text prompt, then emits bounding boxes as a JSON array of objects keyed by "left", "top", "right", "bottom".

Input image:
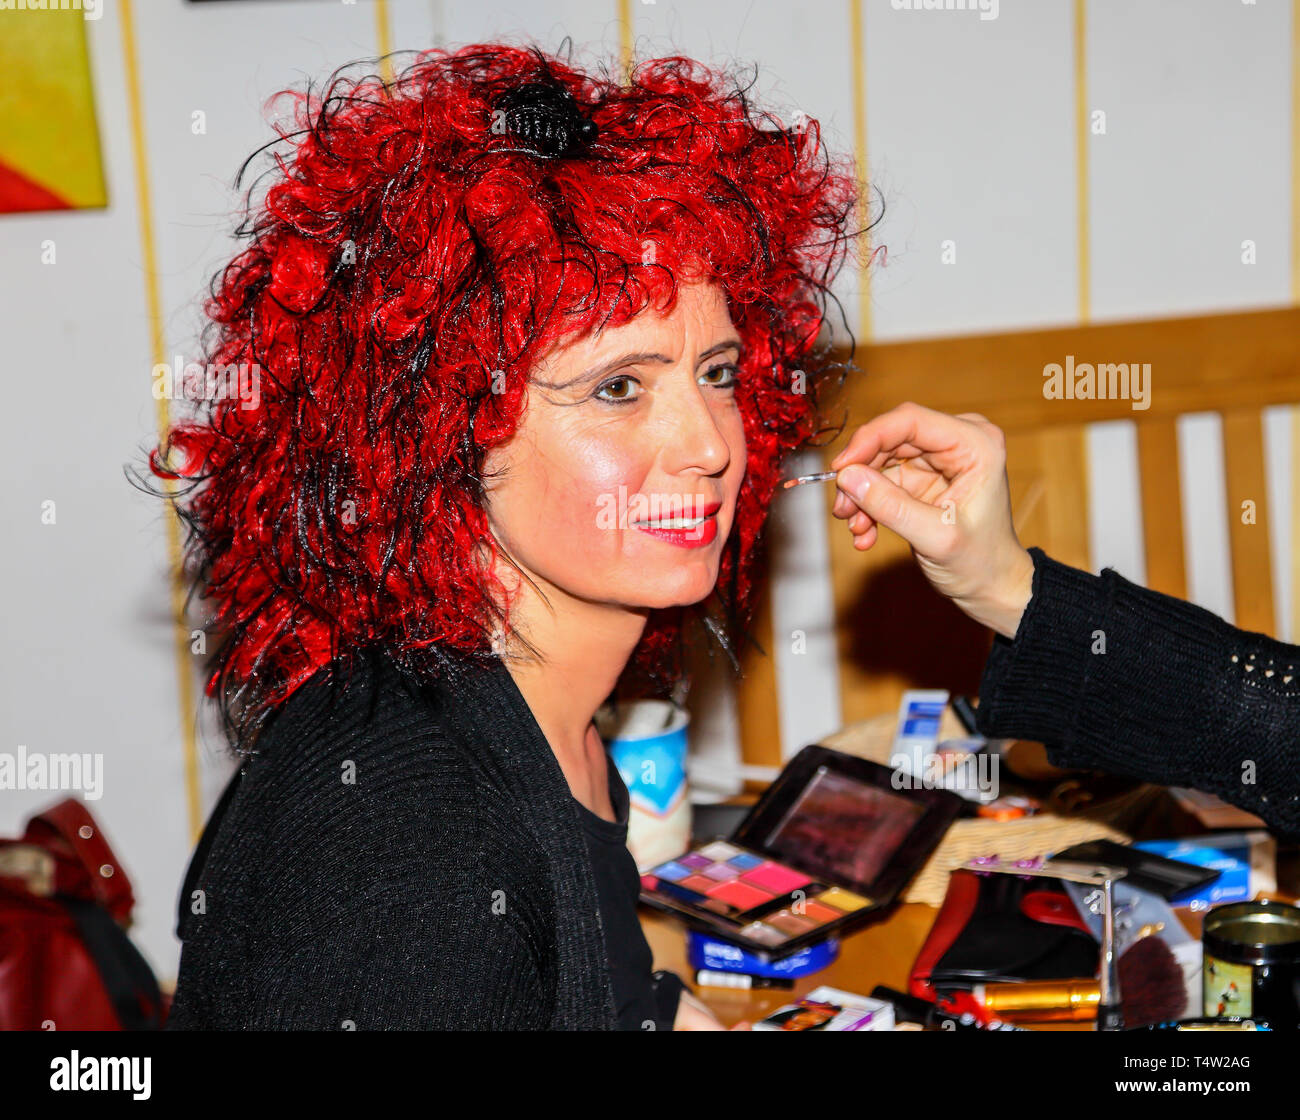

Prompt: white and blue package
[{"left": 687, "top": 930, "right": 840, "bottom": 978}]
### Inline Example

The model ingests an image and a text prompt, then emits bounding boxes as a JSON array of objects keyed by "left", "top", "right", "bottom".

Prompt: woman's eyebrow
[
  {"left": 542, "top": 339, "right": 744, "bottom": 391},
  {"left": 699, "top": 338, "right": 744, "bottom": 363}
]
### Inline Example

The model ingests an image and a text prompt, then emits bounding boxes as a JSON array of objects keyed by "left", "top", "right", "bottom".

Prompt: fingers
[
  {"left": 832, "top": 489, "right": 879, "bottom": 547},
  {"left": 852, "top": 522, "right": 878, "bottom": 551},
  {"left": 833, "top": 460, "right": 936, "bottom": 520},
  {"left": 836, "top": 463, "right": 951, "bottom": 555},
  {"left": 829, "top": 401, "right": 996, "bottom": 478}
]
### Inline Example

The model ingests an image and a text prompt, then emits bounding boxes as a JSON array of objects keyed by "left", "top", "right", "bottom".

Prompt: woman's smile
[{"left": 630, "top": 499, "right": 722, "bottom": 547}]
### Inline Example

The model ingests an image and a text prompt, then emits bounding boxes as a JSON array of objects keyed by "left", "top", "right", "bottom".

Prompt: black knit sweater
[
  {"left": 976, "top": 548, "right": 1300, "bottom": 839},
  {"left": 166, "top": 643, "right": 652, "bottom": 1030}
]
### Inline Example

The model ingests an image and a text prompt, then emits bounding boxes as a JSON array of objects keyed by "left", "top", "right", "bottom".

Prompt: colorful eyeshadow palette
[
  {"left": 640, "top": 840, "right": 873, "bottom": 952},
  {"left": 639, "top": 745, "right": 964, "bottom": 958}
]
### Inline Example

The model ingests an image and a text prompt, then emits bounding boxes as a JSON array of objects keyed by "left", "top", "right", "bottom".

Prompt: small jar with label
[{"left": 1202, "top": 899, "right": 1300, "bottom": 1029}]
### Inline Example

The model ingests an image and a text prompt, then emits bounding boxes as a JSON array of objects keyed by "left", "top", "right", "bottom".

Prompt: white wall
[{"left": 1, "top": 0, "right": 1295, "bottom": 986}]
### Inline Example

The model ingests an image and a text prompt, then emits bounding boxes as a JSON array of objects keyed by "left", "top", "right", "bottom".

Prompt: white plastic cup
[{"left": 596, "top": 699, "right": 691, "bottom": 871}]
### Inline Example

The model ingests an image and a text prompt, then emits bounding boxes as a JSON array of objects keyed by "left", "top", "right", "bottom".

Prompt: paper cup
[{"left": 597, "top": 699, "right": 691, "bottom": 871}]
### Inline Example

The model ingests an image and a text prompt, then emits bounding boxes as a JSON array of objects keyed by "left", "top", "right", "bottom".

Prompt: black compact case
[
  {"left": 638, "top": 745, "right": 964, "bottom": 959},
  {"left": 1051, "top": 838, "right": 1220, "bottom": 901}
]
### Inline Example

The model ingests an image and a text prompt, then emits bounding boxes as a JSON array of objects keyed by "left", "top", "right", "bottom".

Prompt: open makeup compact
[{"left": 639, "top": 745, "right": 964, "bottom": 958}]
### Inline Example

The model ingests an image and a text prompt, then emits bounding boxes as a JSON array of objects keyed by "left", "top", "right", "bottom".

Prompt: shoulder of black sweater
[
  {"left": 975, "top": 547, "right": 1300, "bottom": 840},
  {"left": 172, "top": 647, "right": 560, "bottom": 1029}
]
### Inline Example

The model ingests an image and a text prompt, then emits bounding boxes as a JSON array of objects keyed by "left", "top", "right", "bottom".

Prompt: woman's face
[{"left": 482, "top": 279, "right": 748, "bottom": 617}]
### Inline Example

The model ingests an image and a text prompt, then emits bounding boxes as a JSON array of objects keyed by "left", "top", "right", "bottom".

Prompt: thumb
[{"left": 837, "top": 464, "right": 947, "bottom": 553}]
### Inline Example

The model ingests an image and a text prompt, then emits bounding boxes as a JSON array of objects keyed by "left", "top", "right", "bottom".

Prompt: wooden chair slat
[
  {"left": 1137, "top": 418, "right": 1188, "bottom": 600},
  {"left": 1222, "top": 409, "right": 1277, "bottom": 636}
]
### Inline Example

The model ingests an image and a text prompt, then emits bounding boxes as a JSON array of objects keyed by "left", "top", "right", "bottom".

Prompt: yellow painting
[{"left": 0, "top": 7, "right": 107, "bottom": 213}]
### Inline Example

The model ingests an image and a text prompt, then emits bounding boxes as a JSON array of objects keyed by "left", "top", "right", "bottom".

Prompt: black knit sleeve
[{"left": 975, "top": 547, "right": 1300, "bottom": 839}]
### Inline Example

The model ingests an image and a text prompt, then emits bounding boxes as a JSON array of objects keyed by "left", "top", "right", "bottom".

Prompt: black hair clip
[{"left": 494, "top": 80, "right": 598, "bottom": 159}]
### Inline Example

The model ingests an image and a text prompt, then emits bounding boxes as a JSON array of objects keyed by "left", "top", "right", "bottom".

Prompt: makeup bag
[
  {"left": 0, "top": 797, "right": 165, "bottom": 1030},
  {"left": 910, "top": 867, "right": 1098, "bottom": 1020}
]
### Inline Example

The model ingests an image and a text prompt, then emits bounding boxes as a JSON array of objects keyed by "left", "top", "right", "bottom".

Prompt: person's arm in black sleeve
[
  {"left": 828, "top": 403, "right": 1300, "bottom": 840},
  {"left": 976, "top": 546, "right": 1300, "bottom": 839}
]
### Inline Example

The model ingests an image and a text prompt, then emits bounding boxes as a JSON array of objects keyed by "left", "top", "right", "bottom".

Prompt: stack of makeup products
[{"left": 914, "top": 844, "right": 1300, "bottom": 1031}]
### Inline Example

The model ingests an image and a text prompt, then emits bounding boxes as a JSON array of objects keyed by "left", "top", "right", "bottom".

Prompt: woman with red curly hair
[{"left": 152, "top": 42, "right": 863, "bottom": 1030}]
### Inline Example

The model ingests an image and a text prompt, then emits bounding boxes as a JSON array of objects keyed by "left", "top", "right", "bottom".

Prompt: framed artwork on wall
[{"left": 0, "top": 8, "right": 107, "bottom": 214}]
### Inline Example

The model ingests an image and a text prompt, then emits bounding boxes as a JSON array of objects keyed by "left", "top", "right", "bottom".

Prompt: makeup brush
[
  {"left": 1114, "top": 929, "right": 1188, "bottom": 1028},
  {"left": 1096, "top": 874, "right": 1123, "bottom": 1030}
]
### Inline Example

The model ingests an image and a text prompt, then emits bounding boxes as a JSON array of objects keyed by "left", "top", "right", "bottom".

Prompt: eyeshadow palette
[
  {"left": 640, "top": 840, "right": 874, "bottom": 951},
  {"left": 639, "top": 745, "right": 964, "bottom": 958}
]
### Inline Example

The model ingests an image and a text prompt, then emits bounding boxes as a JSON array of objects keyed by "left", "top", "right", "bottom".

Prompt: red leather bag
[{"left": 0, "top": 798, "right": 166, "bottom": 1029}]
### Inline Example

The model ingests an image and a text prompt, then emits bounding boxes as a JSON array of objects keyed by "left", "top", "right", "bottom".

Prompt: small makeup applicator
[{"left": 780, "top": 470, "right": 839, "bottom": 490}]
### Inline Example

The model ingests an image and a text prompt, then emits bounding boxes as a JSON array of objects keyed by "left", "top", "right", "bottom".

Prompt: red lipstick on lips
[{"left": 632, "top": 500, "right": 721, "bottom": 549}]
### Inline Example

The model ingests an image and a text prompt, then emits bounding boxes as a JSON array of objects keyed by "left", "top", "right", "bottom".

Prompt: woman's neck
[{"left": 494, "top": 569, "right": 648, "bottom": 770}]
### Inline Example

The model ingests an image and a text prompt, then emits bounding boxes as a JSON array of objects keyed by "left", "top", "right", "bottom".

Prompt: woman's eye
[
  {"left": 594, "top": 376, "right": 639, "bottom": 403},
  {"left": 701, "top": 363, "right": 739, "bottom": 388},
  {"left": 593, "top": 365, "right": 738, "bottom": 404}
]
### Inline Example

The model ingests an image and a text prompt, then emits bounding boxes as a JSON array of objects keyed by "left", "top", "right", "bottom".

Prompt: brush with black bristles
[
  {"left": 1115, "top": 926, "right": 1189, "bottom": 1028},
  {"left": 974, "top": 927, "right": 1188, "bottom": 1028}
]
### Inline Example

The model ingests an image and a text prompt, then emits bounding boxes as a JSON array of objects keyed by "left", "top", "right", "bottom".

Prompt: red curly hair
[{"left": 142, "top": 42, "right": 868, "bottom": 756}]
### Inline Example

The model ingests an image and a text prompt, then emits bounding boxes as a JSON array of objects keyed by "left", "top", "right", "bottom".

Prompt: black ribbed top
[
  {"left": 976, "top": 548, "right": 1300, "bottom": 839},
  {"left": 571, "top": 756, "right": 664, "bottom": 1029},
  {"left": 165, "top": 643, "right": 628, "bottom": 1029}
]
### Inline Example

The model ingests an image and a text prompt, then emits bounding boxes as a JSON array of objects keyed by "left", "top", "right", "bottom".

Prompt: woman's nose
[{"left": 658, "top": 381, "right": 734, "bottom": 476}]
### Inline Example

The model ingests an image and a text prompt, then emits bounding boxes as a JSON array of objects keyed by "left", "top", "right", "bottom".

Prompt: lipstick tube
[{"left": 971, "top": 980, "right": 1100, "bottom": 1023}]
